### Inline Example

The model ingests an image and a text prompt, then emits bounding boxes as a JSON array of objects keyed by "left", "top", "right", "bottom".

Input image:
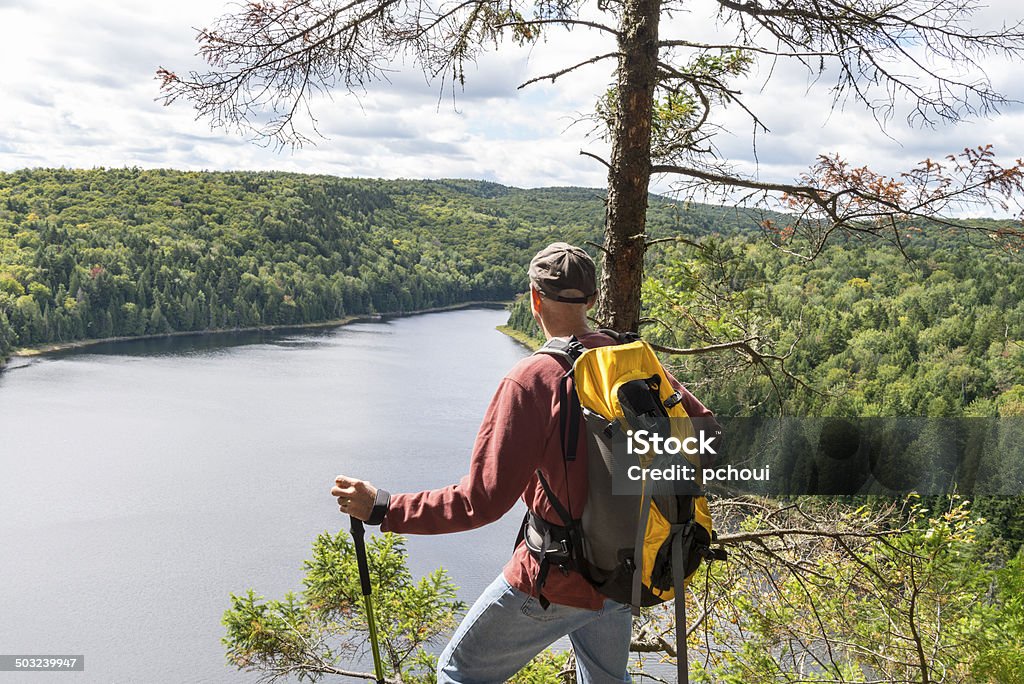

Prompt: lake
[{"left": 0, "top": 308, "right": 530, "bottom": 683}]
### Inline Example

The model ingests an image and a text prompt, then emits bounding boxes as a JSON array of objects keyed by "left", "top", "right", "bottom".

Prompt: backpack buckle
[{"left": 664, "top": 390, "right": 683, "bottom": 409}]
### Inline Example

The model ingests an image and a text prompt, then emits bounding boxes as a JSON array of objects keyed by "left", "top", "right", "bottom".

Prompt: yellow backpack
[{"left": 522, "top": 331, "right": 725, "bottom": 684}]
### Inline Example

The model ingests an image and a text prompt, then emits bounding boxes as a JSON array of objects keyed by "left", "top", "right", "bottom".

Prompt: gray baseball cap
[{"left": 528, "top": 242, "right": 597, "bottom": 303}]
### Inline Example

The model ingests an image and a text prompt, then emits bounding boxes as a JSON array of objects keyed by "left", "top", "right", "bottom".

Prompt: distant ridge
[{"left": 0, "top": 168, "right": 771, "bottom": 364}]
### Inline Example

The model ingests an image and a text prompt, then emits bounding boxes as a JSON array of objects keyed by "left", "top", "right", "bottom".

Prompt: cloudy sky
[{"left": 1, "top": 0, "right": 1021, "bottom": 204}]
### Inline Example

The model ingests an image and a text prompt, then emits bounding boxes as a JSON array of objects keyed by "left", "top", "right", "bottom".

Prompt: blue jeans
[{"left": 437, "top": 574, "right": 633, "bottom": 684}]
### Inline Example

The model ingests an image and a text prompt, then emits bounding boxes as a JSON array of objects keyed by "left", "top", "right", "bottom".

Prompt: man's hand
[{"left": 331, "top": 475, "right": 378, "bottom": 522}]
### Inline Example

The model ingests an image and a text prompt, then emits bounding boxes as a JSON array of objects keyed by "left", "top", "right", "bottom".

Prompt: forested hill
[{"left": 0, "top": 168, "right": 755, "bottom": 365}]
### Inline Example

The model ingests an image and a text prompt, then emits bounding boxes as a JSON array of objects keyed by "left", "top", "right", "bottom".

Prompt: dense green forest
[
  {"left": 647, "top": 240, "right": 1024, "bottom": 419},
  {"left": 0, "top": 168, "right": 768, "bottom": 365}
]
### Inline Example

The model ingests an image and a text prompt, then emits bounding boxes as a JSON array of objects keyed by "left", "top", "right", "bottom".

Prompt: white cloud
[{"left": 0, "top": 0, "right": 1020, "bottom": 212}]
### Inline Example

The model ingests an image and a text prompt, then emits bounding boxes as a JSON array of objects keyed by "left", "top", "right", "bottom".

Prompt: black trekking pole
[{"left": 350, "top": 517, "right": 385, "bottom": 684}]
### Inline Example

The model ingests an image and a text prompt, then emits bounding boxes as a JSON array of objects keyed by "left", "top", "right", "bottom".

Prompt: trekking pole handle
[{"left": 350, "top": 517, "right": 373, "bottom": 597}]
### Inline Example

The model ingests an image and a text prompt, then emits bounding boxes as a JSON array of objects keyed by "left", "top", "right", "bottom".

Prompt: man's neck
[{"left": 543, "top": 323, "right": 593, "bottom": 340}]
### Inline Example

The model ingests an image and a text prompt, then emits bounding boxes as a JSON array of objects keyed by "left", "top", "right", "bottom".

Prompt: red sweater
[{"left": 381, "top": 331, "right": 715, "bottom": 610}]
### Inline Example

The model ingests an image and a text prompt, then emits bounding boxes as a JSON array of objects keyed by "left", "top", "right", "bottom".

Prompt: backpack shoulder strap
[
  {"left": 597, "top": 328, "right": 641, "bottom": 345},
  {"left": 534, "top": 337, "right": 586, "bottom": 466},
  {"left": 533, "top": 335, "right": 586, "bottom": 365},
  {"left": 524, "top": 337, "right": 588, "bottom": 609}
]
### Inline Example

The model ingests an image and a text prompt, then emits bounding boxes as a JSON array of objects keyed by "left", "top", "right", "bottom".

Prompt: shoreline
[
  {"left": 495, "top": 324, "right": 542, "bottom": 352},
  {"left": 7, "top": 300, "right": 512, "bottom": 363}
]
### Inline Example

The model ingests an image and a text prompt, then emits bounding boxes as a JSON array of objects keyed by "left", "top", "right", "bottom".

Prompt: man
[{"left": 332, "top": 242, "right": 714, "bottom": 684}]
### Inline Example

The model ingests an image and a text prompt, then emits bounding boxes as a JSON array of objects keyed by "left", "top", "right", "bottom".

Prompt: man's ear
[{"left": 530, "top": 286, "right": 543, "bottom": 313}]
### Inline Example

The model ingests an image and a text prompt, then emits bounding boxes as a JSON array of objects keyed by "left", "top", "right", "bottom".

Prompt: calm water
[{"left": 0, "top": 308, "right": 529, "bottom": 683}]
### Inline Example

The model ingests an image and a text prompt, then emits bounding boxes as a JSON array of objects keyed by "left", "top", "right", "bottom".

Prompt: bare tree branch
[{"left": 518, "top": 52, "right": 621, "bottom": 89}]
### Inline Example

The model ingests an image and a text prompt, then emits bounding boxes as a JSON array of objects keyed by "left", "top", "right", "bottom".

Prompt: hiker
[{"left": 331, "top": 242, "right": 717, "bottom": 684}]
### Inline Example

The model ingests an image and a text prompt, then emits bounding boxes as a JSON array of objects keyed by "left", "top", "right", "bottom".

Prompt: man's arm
[{"left": 333, "top": 375, "right": 545, "bottom": 534}]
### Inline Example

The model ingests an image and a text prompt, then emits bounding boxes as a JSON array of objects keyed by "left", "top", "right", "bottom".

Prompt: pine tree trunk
[{"left": 596, "top": 0, "right": 662, "bottom": 332}]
